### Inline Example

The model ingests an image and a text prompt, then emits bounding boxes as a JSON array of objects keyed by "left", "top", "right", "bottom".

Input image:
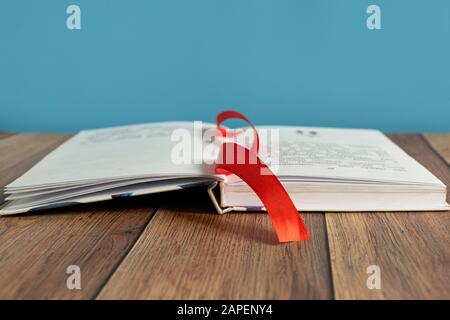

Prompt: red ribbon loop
[{"left": 214, "top": 110, "right": 310, "bottom": 243}]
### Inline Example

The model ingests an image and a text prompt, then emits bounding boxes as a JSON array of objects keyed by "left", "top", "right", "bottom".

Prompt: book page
[
  {"left": 7, "top": 122, "right": 218, "bottom": 188},
  {"left": 247, "top": 126, "right": 443, "bottom": 186}
]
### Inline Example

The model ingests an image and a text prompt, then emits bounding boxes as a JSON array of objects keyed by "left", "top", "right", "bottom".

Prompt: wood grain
[
  {"left": 0, "top": 200, "right": 159, "bottom": 299},
  {"left": 0, "top": 133, "right": 158, "bottom": 299},
  {"left": 0, "top": 133, "right": 448, "bottom": 299},
  {"left": 97, "top": 190, "right": 332, "bottom": 299},
  {"left": 326, "top": 134, "right": 450, "bottom": 299},
  {"left": 424, "top": 134, "right": 450, "bottom": 166},
  {"left": 0, "top": 131, "right": 14, "bottom": 140}
]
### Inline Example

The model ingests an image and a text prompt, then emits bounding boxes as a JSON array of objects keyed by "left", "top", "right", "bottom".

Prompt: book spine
[{"left": 207, "top": 181, "right": 248, "bottom": 214}]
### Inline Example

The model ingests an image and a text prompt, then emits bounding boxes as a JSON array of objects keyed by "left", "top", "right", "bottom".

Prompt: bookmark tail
[{"left": 215, "top": 110, "right": 310, "bottom": 243}]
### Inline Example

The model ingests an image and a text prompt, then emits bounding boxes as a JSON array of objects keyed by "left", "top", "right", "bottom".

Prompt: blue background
[{"left": 1, "top": 0, "right": 449, "bottom": 133}]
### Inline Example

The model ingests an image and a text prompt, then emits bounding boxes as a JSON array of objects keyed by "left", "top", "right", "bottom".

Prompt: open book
[{"left": 1, "top": 122, "right": 449, "bottom": 215}]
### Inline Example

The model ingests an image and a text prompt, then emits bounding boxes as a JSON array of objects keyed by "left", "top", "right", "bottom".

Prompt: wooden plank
[
  {"left": 0, "top": 131, "right": 14, "bottom": 140},
  {"left": 0, "top": 199, "right": 158, "bottom": 299},
  {"left": 424, "top": 134, "right": 450, "bottom": 166},
  {"left": 97, "top": 190, "right": 332, "bottom": 300},
  {"left": 326, "top": 134, "right": 450, "bottom": 299},
  {"left": 0, "top": 134, "right": 158, "bottom": 299}
]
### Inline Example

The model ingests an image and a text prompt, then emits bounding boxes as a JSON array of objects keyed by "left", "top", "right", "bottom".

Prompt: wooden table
[{"left": 0, "top": 132, "right": 448, "bottom": 300}]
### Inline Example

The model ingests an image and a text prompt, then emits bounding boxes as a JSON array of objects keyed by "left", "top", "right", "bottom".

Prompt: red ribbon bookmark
[{"left": 215, "top": 110, "right": 310, "bottom": 243}]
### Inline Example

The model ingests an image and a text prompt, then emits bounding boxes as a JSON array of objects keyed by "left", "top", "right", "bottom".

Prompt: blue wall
[{"left": 1, "top": 0, "right": 449, "bottom": 133}]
